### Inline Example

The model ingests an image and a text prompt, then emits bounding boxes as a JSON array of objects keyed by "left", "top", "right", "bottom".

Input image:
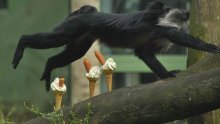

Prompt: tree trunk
[{"left": 187, "top": 0, "right": 220, "bottom": 124}]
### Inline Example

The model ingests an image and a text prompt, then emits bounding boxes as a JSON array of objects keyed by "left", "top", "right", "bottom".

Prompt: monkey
[{"left": 12, "top": 1, "right": 220, "bottom": 91}]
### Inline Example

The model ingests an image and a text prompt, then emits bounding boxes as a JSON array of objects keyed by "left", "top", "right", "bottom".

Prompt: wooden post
[{"left": 70, "top": 0, "right": 101, "bottom": 104}]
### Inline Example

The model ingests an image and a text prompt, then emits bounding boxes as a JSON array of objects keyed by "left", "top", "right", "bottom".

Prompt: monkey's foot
[
  {"left": 41, "top": 71, "right": 51, "bottom": 92},
  {"left": 12, "top": 47, "right": 24, "bottom": 69},
  {"left": 167, "top": 70, "right": 181, "bottom": 77}
]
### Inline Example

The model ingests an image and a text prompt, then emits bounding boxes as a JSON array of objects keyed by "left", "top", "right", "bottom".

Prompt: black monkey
[{"left": 12, "top": 1, "right": 220, "bottom": 91}]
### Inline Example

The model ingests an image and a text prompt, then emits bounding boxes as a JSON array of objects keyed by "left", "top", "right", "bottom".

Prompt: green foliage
[
  {"left": 0, "top": 105, "right": 15, "bottom": 124},
  {"left": 67, "top": 101, "right": 93, "bottom": 124},
  {"left": 24, "top": 101, "right": 93, "bottom": 124}
]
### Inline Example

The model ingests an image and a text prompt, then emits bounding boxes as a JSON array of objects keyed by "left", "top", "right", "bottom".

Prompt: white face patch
[{"left": 157, "top": 18, "right": 180, "bottom": 29}]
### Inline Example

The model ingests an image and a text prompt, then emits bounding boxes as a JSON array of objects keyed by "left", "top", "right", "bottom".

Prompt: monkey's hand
[
  {"left": 164, "top": 28, "right": 220, "bottom": 54},
  {"left": 200, "top": 43, "right": 220, "bottom": 54}
]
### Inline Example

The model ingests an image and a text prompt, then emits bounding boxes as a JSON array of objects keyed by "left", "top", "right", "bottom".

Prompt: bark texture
[{"left": 187, "top": 0, "right": 220, "bottom": 123}]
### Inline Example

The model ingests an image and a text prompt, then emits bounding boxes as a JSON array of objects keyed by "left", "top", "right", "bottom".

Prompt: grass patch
[{"left": 24, "top": 101, "right": 93, "bottom": 124}]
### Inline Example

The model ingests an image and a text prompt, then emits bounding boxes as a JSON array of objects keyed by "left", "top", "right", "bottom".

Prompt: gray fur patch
[{"left": 157, "top": 8, "right": 189, "bottom": 33}]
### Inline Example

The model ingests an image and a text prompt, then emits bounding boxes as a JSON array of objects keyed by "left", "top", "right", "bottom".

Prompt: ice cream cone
[
  {"left": 83, "top": 58, "right": 92, "bottom": 73},
  {"left": 85, "top": 65, "right": 101, "bottom": 97},
  {"left": 95, "top": 50, "right": 106, "bottom": 65},
  {"left": 51, "top": 77, "right": 66, "bottom": 111},
  {"left": 94, "top": 51, "right": 116, "bottom": 92},
  {"left": 88, "top": 79, "right": 97, "bottom": 97},
  {"left": 104, "top": 70, "right": 113, "bottom": 92},
  {"left": 54, "top": 91, "right": 64, "bottom": 111},
  {"left": 59, "top": 78, "right": 65, "bottom": 87}
]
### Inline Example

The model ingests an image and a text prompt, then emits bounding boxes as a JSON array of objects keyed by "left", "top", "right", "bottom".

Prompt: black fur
[{"left": 12, "top": 2, "right": 220, "bottom": 91}]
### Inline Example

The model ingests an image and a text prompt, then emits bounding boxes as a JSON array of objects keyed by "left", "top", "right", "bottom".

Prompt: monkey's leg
[
  {"left": 135, "top": 49, "right": 176, "bottom": 79},
  {"left": 41, "top": 38, "right": 94, "bottom": 91},
  {"left": 20, "top": 32, "right": 69, "bottom": 49},
  {"left": 12, "top": 32, "right": 70, "bottom": 69}
]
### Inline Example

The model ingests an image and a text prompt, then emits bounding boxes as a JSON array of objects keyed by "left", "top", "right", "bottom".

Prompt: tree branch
[{"left": 24, "top": 54, "right": 220, "bottom": 124}]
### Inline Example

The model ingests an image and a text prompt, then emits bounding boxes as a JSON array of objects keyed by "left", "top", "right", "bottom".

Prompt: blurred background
[{"left": 0, "top": 0, "right": 189, "bottom": 123}]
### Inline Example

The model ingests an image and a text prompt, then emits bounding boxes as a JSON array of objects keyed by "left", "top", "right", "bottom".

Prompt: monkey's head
[
  {"left": 164, "top": 8, "right": 189, "bottom": 22},
  {"left": 158, "top": 8, "right": 189, "bottom": 32}
]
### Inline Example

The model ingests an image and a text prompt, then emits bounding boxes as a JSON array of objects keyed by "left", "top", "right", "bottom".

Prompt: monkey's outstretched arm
[{"left": 163, "top": 28, "right": 220, "bottom": 53}]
